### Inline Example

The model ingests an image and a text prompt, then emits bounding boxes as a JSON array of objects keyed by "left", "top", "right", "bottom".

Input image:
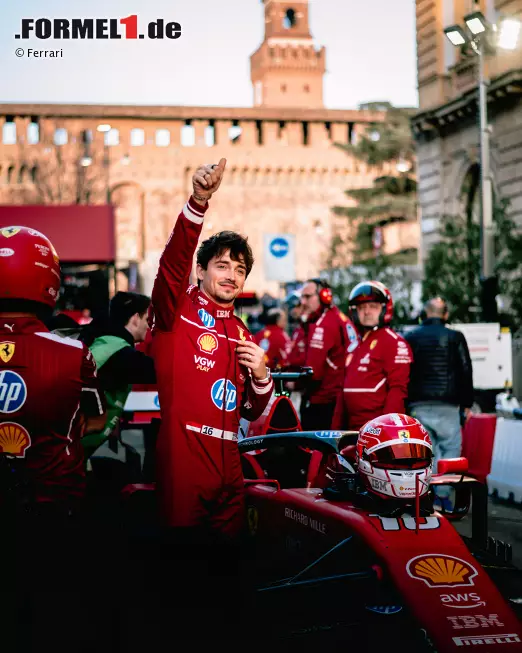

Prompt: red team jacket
[
  {"left": 254, "top": 325, "right": 290, "bottom": 369},
  {"left": 288, "top": 306, "right": 355, "bottom": 404},
  {"left": 0, "top": 317, "right": 105, "bottom": 502},
  {"left": 151, "top": 197, "right": 274, "bottom": 532},
  {"left": 332, "top": 326, "right": 412, "bottom": 430}
]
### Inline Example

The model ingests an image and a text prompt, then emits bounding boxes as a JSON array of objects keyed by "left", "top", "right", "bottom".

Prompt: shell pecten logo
[
  {"left": 197, "top": 332, "right": 218, "bottom": 355},
  {"left": 407, "top": 554, "right": 478, "bottom": 588},
  {"left": 0, "top": 422, "right": 31, "bottom": 458}
]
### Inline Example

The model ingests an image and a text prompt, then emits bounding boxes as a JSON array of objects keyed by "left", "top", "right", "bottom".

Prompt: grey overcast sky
[{"left": 0, "top": 0, "right": 418, "bottom": 109}]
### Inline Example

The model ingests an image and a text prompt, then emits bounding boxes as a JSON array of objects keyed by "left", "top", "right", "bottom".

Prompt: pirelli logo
[{"left": 453, "top": 633, "right": 520, "bottom": 646}]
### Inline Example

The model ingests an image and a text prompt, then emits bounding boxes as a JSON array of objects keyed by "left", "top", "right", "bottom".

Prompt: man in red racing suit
[
  {"left": 151, "top": 158, "right": 274, "bottom": 543},
  {"left": 332, "top": 281, "right": 412, "bottom": 430},
  {"left": 287, "top": 279, "right": 356, "bottom": 430}
]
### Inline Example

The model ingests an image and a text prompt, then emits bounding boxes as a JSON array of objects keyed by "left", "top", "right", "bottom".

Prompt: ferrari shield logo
[
  {"left": 1, "top": 227, "right": 20, "bottom": 239},
  {"left": 237, "top": 326, "right": 247, "bottom": 342},
  {"left": 247, "top": 506, "right": 258, "bottom": 536},
  {"left": 370, "top": 340, "right": 378, "bottom": 350},
  {"left": 0, "top": 342, "right": 15, "bottom": 363}
]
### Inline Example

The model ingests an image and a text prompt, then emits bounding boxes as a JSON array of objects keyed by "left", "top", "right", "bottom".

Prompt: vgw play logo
[{"left": 15, "top": 15, "right": 181, "bottom": 40}]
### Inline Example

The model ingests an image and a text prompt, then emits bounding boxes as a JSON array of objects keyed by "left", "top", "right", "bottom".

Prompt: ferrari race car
[
  {"left": 116, "top": 370, "right": 522, "bottom": 651},
  {"left": 238, "top": 428, "right": 522, "bottom": 651}
]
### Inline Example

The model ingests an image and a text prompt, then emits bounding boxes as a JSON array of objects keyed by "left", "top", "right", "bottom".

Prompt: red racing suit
[
  {"left": 287, "top": 306, "right": 355, "bottom": 404},
  {"left": 254, "top": 325, "right": 290, "bottom": 369},
  {"left": 332, "top": 326, "right": 412, "bottom": 430},
  {"left": 151, "top": 196, "right": 274, "bottom": 535},
  {"left": 0, "top": 317, "right": 105, "bottom": 504}
]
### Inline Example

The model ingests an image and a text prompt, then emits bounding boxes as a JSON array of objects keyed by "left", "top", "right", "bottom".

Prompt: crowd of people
[{"left": 0, "top": 158, "right": 474, "bottom": 649}]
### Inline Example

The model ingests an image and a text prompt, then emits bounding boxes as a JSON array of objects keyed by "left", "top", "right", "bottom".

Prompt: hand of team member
[
  {"left": 236, "top": 340, "right": 268, "bottom": 380},
  {"left": 192, "top": 158, "right": 227, "bottom": 204}
]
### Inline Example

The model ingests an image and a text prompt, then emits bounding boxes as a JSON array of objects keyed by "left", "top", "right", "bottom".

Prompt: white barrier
[
  {"left": 488, "top": 417, "right": 522, "bottom": 503},
  {"left": 124, "top": 391, "right": 159, "bottom": 412}
]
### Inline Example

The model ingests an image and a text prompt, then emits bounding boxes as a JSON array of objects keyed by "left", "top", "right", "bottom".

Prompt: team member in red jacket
[
  {"left": 0, "top": 226, "right": 106, "bottom": 650},
  {"left": 254, "top": 308, "right": 290, "bottom": 369},
  {"left": 332, "top": 281, "right": 412, "bottom": 431},
  {"left": 151, "top": 158, "right": 273, "bottom": 541},
  {"left": 287, "top": 279, "right": 356, "bottom": 430}
]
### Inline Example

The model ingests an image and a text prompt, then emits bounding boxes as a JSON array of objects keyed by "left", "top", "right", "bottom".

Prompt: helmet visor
[
  {"left": 350, "top": 283, "right": 386, "bottom": 305},
  {"left": 369, "top": 443, "right": 432, "bottom": 469}
]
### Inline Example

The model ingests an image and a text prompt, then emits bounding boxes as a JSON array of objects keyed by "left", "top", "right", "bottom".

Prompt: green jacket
[{"left": 82, "top": 335, "right": 132, "bottom": 459}]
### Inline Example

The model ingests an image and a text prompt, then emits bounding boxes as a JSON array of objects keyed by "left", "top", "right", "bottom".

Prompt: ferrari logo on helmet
[
  {"left": 1, "top": 227, "right": 20, "bottom": 239},
  {"left": 0, "top": 342, "right": 15, "bottom": 363},
  {"left": 398, "top": 429, "right": 410, "bottom": 440}
]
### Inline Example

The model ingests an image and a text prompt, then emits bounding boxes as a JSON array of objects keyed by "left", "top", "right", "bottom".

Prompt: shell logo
[
  {"left": 0, "top": 422, "right": 31, "bottom": 458},
  {"left": 197, "top": 332, "right": 218, "bottom": 355},
  {"left": 407, "top": 554, "right": 478, "bottom": 588}
]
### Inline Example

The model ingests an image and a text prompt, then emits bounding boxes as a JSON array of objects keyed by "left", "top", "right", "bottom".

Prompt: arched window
[{"left": 283, "top": 8, "right": 296, "bottom": 29}]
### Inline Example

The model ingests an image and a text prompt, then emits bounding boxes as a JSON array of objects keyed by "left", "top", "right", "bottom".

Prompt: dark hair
[
  {"left": 109, "top": 291, "right": 150, "bottom": 328},
  {"left": 197, "top": 231, "right": 254, "bottom": 277},
  {"left": 262, "top": 308, "right": 283, "bottom": 326}
]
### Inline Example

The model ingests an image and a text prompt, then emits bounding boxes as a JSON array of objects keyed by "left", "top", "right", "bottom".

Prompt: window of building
[
  {"left": 82, "top": 129, "right": 93, "bottom": 144},
  {"left": 54, "top": 128, "right": 68, "bottom": 146},
  {"left": 156, "top": 129, "right": 170, "bottom": 147},
  {"left": 130, "top": 128, "right": 145, "bottom": 146},
  {"left": 181, "top": 125, "right": 195, "bottom": 147},
  {"left": 27, "top": 122, "right": 39, "bottom": 144},
  {"left": 205, "top": 125, "right": 215, "bottom": 147},
  {"left": 283, "top": 8, "right": 296, "bottom": 29},
  {"left": 106, "top": 128, "right": 119, "bottom": 146},
  {"left": 229, "top": 125, "right": 242, "bottom": 143},
  {"left": 2, "top": 122, "right": 16, "bottom": 145}
]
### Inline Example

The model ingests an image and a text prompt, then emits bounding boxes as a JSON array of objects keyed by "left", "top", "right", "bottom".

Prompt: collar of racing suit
[
  {"left": 0, "top": 316, "right": 46, "bottom": 335},
  {"left": 195, "top": 290, "right": 235, "bottom": 320}
]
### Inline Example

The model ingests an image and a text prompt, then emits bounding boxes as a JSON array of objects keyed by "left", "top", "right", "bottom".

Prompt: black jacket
[
  {"left": 404, "top": 318, "right": 474, "bottom": 408},
  {"left": 79, "top": 318, "right": 156, "bottom": 391}
]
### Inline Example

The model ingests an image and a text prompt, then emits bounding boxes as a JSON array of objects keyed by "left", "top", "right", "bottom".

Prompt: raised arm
[{"left": 151, "top": 158, "right": 227, "bottom": 331}]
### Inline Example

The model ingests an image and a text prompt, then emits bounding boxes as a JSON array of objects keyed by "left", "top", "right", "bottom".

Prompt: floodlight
[
  {"left": 444, "top": 25, "right": 468, "bottom": 46},
  {"left": 464, "top": 11, "right": 488, "bottom": 35}
]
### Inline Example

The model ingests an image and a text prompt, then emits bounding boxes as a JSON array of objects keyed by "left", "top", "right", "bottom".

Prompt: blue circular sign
[
  {"left": 198, "top": 309, "right": 216, "bottom": 329},
  {"left": 153, "top": 394, "right": 160, "bottom": 408},
  {"left": 269, "top": 237, "right": 289, "bottom": 258},
  {"left": 211, "top": 379, "right": 237, "bottom": 412},
  {"left": 0, "top": 370, "right": 27, "bottom": 414}
]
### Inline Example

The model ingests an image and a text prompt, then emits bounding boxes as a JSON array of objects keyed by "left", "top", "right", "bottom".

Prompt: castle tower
[{"left": 250, "top": 0, "right": 326, "bottom": 108}]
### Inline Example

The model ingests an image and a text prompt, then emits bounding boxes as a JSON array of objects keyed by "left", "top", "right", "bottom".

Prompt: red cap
[{"left": 0, "top": 226, "right": 61, "bottom": 308}]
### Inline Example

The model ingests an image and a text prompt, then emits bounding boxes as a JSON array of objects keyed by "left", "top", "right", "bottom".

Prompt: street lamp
[
  {"left": 97, "top": 123, "right": 111, "bottom": 204},
  {"left": 443, "top": 10, "right": 521, "bottom": 321}
]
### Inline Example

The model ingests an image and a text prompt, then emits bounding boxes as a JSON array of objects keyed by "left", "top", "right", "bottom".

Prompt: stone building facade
[
  {"left": 413, "top": 0, "right": 522, "bottom": 256},
  {"left": 0, "top": 0, "right": 414, "bottom": 296}
]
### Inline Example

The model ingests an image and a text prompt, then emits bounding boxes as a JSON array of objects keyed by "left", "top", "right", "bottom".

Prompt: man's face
[
  {"left": 197, "top": 249, "right": 247, "bottom": 306},
  {"left": 129, "top": 311, "right": 149, "bottom": 343},
  {"left": 300, "top": 282, "right": 321, "bottom": 317},
  {"left": 356, "top": 301, "right": 382, "bottom": 328}
]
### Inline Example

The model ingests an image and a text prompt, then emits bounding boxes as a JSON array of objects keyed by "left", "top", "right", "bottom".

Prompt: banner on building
[{"left": 263, "top": 234, "right": 296, "bottom": 282}]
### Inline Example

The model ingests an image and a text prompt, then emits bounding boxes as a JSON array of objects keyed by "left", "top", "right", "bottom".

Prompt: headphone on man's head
[{"left": 310, "top": 278, "right": 333, "bottom": 307}]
